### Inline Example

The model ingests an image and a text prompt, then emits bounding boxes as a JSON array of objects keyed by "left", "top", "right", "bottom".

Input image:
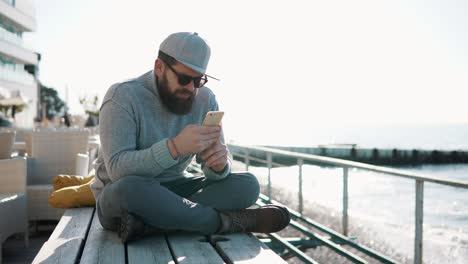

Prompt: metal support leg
[
  {"left": 414, "top": 179, "right": 424, "bottom": 264},
  {"left": 267, "top": 152, "right": 272, "bottom": 201},
  {"left": 244, "top": 148, "right": 250, "bottom": 171},
  {"left": 298, "top": 158, "right": 303, "bottom": 215},
  {"left": 342, "top": 167, "right": 349, "bottom": 236}
]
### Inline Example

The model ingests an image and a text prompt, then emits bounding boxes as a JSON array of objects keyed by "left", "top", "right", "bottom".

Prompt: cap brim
[
  {"left": 178, "top": 60, "right": 220, "bottom": 81},
  {"left": 205, "top": 74, "right": 220, "bottom": 81}
]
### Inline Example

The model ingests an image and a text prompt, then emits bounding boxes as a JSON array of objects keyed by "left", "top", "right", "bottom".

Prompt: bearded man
[{"left": 91, "top": 32, "right": 290, "bottom": 242}]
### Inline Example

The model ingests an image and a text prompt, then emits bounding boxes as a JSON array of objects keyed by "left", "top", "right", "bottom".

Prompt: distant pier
[{"left": 230, "top": 144, "right": 468, "bottom": 167}]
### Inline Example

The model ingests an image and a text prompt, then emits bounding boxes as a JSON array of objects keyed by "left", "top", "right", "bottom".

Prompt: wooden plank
[
  {"left": 127, "top": 234, "right": 174, "bottom": 263},
  {"left": 80, "top": 211, "right": 125, "bottom": 264},
  {"left": 32, "top": 207, "right": 95, "bottom": 264},
  {"left": 167, "top": 233, "right": 225, "bottom": 264},
  {"left": 213, "top": 233, "right": 287, "bottom": 263}
]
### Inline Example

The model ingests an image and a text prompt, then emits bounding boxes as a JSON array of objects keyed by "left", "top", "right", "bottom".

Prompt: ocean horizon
[
  {"left": 229, "top": 123, "right": 468, "bottom": 263},
  {"left": 227, "top": 122, "right": 468, "bottom": 151},
  {"left": 246, "top": 162, "right": 468, "bottom": 264}
]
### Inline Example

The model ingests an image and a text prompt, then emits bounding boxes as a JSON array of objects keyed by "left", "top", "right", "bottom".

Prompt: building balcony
[
  {"left": 0, "top": 63, "right": 35, "bottom": 87},
  {"left": 0, "top": 38, "right": 38, "bottom": 64},
  {"left": 0, "top": 0, "right": 36, "bottom": 32},
  {"left": 0, "top": 25, "right": 23, "bottom": 47}
]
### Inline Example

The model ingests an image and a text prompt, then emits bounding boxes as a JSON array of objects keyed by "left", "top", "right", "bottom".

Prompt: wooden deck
[{"left": 31, "top": 207, "right": 286, "bottom": 264}]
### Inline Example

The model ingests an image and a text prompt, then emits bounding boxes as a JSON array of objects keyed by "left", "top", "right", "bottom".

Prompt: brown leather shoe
[
  {"left": 217, "top": 205, "right": 290, "bottom": 234},
  {"left": 118, "top": 210, "right": 145, "bottom": 243},
  {"left": 118, "top": 210, "right": 167, "bottom": 243}
]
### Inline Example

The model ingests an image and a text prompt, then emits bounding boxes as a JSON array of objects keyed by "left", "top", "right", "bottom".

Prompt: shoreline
[
  {"left": 231, "top": 159, "right": 468, "bottom": 264},
  {"left": 258, "top": 183, "right": 412, "bottom": 264},
  {"left": 231, "top": 160, "right": 412, "bottom": 263}
]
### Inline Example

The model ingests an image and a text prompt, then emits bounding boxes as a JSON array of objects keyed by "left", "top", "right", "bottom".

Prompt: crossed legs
[{"left": 96, "top": 172, "right": 260, "bottom": 235}]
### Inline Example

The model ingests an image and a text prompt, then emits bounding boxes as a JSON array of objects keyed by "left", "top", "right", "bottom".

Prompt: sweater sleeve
[
  {"left": 202, "top": 157, "right": 232, "bottom": 180},
  {"left": 99, "top": 97, "right": 177, "bottom": 182}
]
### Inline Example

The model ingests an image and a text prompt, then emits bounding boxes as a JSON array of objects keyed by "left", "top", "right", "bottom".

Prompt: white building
[{"left": 0, "top": 0, "right": 38, "bottom": 128}]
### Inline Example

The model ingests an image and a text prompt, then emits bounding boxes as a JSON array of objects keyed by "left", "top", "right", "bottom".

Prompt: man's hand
[
  {"left": 200, "top": 141, "right": 229, "bottom": 172},
  {"left": 172, "top": 125, "right": 221, "bottom": 156}
]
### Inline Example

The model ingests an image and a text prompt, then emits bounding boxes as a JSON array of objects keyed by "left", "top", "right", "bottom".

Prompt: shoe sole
[
  {"left": 252, "top": 205, "right": 291, "bottom": 233},
  {"left": 119, "top": 211, "right": 144, "bottom": 243}
]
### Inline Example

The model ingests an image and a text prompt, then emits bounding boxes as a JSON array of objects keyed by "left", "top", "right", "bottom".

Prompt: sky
[{"left": 23, "top": 0, "right": 468, "bottom": 145}]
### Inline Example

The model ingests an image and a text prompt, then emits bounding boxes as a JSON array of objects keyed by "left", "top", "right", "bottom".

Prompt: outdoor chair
[
  {"left": 0, "top": 157, "right": 28, "bottom": 263},
  {"left": 0, "top": 130, "right": 15, "bottom": 159},
  {"left": 27, "top": 129, "right": 91, "bottom": 221},
  {"left": 14, "top": 128, "right": 33, "bottom": 157}
]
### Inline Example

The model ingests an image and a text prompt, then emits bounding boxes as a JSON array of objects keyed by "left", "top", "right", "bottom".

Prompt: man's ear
[{"left": 154, "top": 58, "right": 164, "bottom": 78}]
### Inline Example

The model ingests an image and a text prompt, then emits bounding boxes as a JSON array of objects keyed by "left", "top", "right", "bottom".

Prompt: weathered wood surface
[
  {"left": 33, "top": 208, "right": 287, "bottom": 263},
  {"left": 167, "top": 233, "right": 225, "bottom": 264},
  {"left": 214, "top": 233, "right": 288, "bottom": 263},
  {"left": 127, "top": 234, "right": 173, "bottom": 264},
  {"left": 32, "top": 207, "right": 94, "bottom": 264},
  {"left": 80, "top": 211, "right": 125, "bottom": 264}
]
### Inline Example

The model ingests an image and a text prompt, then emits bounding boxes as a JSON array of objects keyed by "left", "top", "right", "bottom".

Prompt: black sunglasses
[{"left": 162, "top": 60, "right": 208, "bottom": 88}]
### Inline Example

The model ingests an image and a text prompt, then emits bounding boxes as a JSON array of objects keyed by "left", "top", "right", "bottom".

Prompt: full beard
[{"left": 157, "top": 75, "right": 194, "bottom": 115}]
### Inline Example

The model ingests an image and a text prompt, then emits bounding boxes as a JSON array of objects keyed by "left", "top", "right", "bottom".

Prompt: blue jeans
[{"left": 96, "top": 172, "right": 260, "bottom": 234}]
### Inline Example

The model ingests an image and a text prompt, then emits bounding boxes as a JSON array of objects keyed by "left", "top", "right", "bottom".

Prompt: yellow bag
[
  {"left": 52, "top": 174, "right": 95, "bottom": 190},
  {"left": 49, "top": 175, "right": 96, "bottom": 209}
]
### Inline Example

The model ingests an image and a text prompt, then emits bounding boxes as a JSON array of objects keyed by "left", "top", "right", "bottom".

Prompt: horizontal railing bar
[
  {"left": 260, "top": 237, "right": 329, "bottom": 248},
  {"left": 289, "top": 220, "right": 367, "bottom": 263},
  {"left": 257, "top": 201, "right": 368, "bottom": 264},
  {"left": 269, "top": 233, "right": 322, "bottom": 264},
  {"left": 258, "top": 194, "right": 399, "bottom": 264},
  {"left": 232, "top": 153, "right": 287, "bottom": 167},
  {"left": 230, "top": 144, "right": 468, "bottom": 188},
  {"left": 279, "top": 245, "right": 310, "bottom": 261}
]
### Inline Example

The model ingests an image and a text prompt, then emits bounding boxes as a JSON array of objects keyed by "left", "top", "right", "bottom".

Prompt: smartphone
[{"left": 202, "top": 111, "right": 224, "bottom": 126}]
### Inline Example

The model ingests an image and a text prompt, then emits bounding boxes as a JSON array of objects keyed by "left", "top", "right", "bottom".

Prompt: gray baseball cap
[{"left": 159, "top": 32, "right": 218, "bottom": 80}]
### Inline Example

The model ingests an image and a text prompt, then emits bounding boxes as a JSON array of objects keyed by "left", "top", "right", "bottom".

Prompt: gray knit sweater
[{"left": 91, "top": 70, "right": 231, "bottom": 199}]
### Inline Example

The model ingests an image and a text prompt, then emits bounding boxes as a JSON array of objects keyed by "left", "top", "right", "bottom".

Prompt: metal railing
[{"left": 228, "top": 143, "right": 468, "bottom": 264}]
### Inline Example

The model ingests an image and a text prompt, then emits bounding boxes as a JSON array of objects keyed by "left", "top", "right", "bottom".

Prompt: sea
[{"left": 229, "top": 123, "right": 468, "bottom": 263}]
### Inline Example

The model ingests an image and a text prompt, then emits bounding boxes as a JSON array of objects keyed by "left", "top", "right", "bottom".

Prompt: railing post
[
  {"left": 414, "top": 179, "right": 424, "bottom": 264},
  {"left": 342, "top": 167, "right": 349, "bottom": 236},
  {"left": 298, "top": 158, "right": 304, "bottom": 215},
  {"left": 267, "top": 152, "right": 272, "bottom": 201},
  {"left": 244, "top": 148, "right": 250, "bottom": 171}
]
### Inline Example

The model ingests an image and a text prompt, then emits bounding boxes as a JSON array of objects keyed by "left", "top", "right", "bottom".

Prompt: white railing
[
  {"left": 0, "top": 26, "right": 23, "bottom": 46},
  {"left": 228, "top": 143, "right": 468, "bottom": 264},
  {"left": 0, "top": 65, "right": 35, "bottom": 86}
]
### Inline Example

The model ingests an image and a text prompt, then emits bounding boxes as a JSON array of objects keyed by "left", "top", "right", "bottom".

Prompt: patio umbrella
[
  {"left": 0, "top": 93, "right": 29, "bottom": 106},
  {"left": 0, "top": 86, "right": 11, "bottom": 100},
  {"left": 0, "top": 93, "right": 30, "bottom": 118}
]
